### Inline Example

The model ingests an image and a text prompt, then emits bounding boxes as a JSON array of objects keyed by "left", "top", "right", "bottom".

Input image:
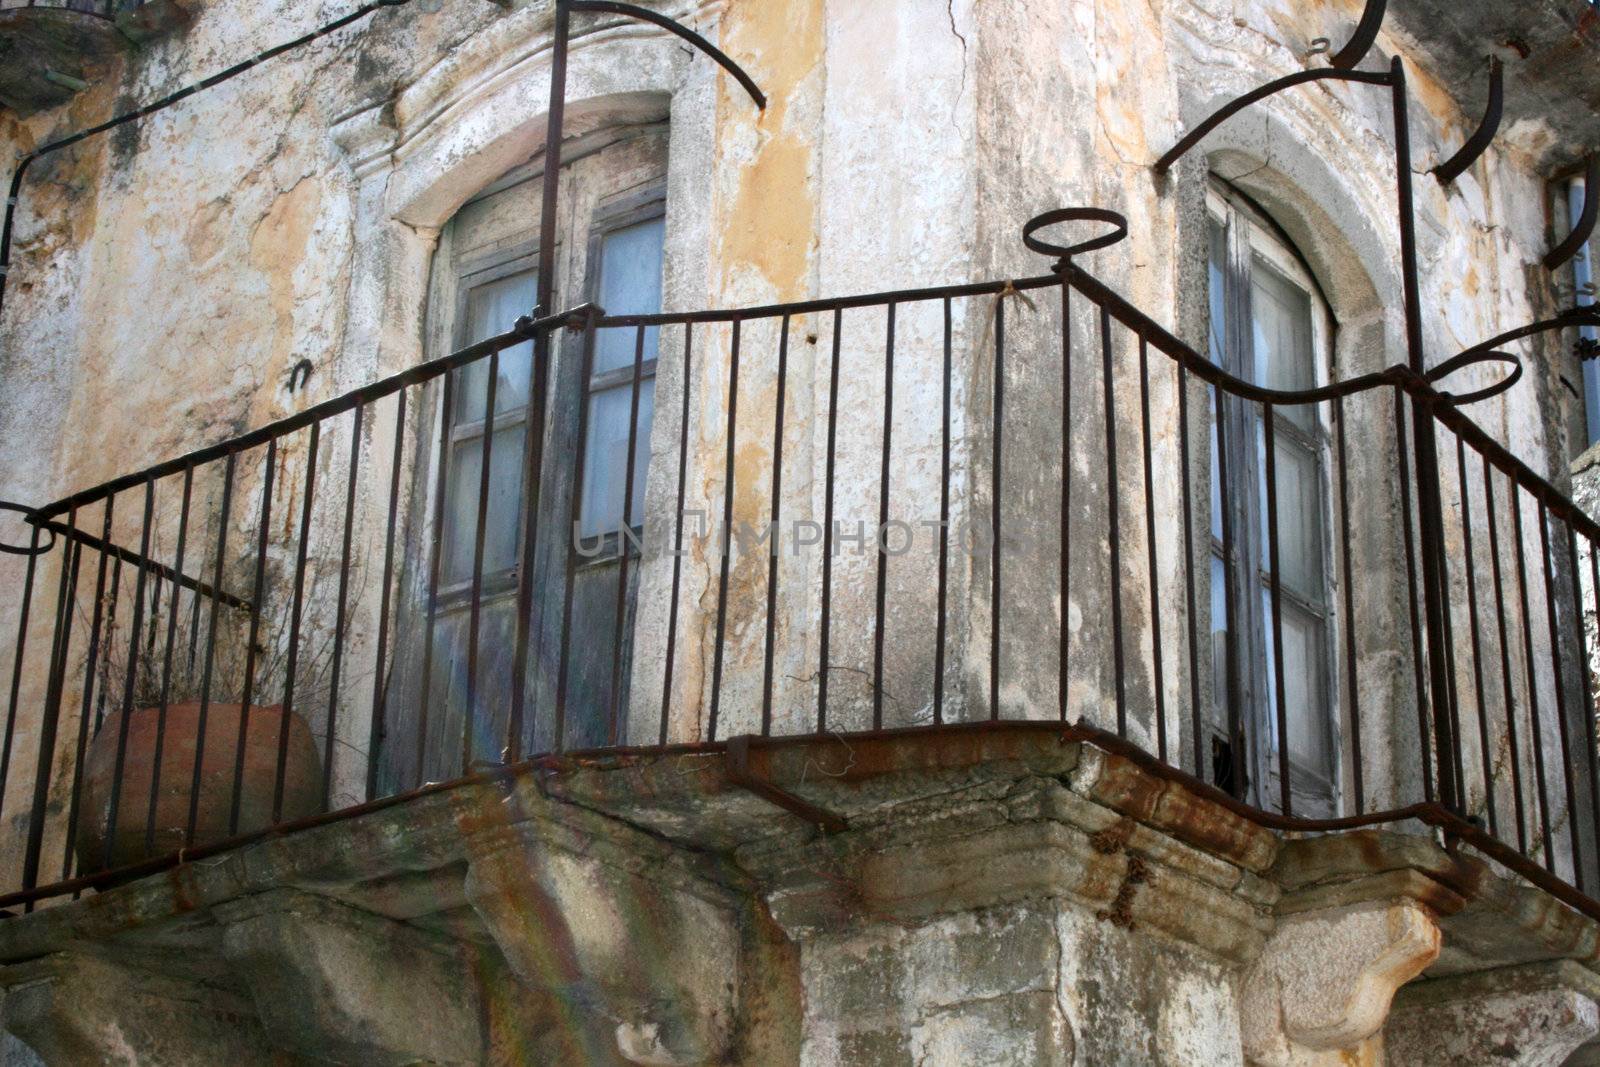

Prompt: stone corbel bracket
[
  {"left": 454, "top": 779, "right": 745, "bottom": 1067},
  {"left": 1240, "top": 899, "right": 1441, "bottom": 1065}
]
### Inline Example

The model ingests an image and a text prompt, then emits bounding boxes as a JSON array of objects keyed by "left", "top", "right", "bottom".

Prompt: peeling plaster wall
[{"left": 0, "top": 0, "right": 1592, "bottom": 891}]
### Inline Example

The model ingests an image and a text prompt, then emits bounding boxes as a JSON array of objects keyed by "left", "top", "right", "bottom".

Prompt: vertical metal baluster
[
  {"left": 324, "top": 404, "right": 363, "bottom": 810},
  {"left": 228, "top": 440, "right": 276, "bottom": 836},
  {"left": 1436, "top": 441, "right": 1469, "bottom": 817},
  {"left": 102, "top": 478, "right": 156, "bottom": 870},
  {"left": 1263, "top": 407, "right": 1291, "bottom": 815},
  {"left": 145, "top": 468, "right": 193, "bottom": 854},
  {"left": 95, "top": 556, "right": 123, "bottom": 733},
  {"left": 368, "top": 392, "right": 405, "bottom": 800},
  {"left": 274, "top": 424, "right": 318, "bottom": 824},
  {"left": 1100, "top": 307, "right": 1126, "bottom": 734},
  {"left": 1571, "top": 525, "right": 1600, "bottom": 883},
  {"left": 1510, "top": 484, "right": 1556, "bottom": 869},
  {"left": 707, "top": 318, "right": 741, "bottom": 742},
  {"left": 1215, "top": 389, "right": 1244, "bottom": 799},
  {"left": 1059, "top": 282, "right": 1073, "bottom": 722},
  {"left": 1457, "top": 438, "right": 1494, "bottom": 835},
  {"left": 873, "top": 304, "right": 895, "bottom": 731},
  {"left": 1483, "top": 463, "right": 1528, "bottom": 852},
  {"left": 186, "top": 497, "right": 209, "bottom": 673},
  {"left": 63, "top": 497, "right": 114, "bottom": 877},
  {"left": 21, "top": 510, "right": 78, "bottom": 896},
  {"left": 760, "top": 317, "right": 790, "bottom": 736},
  {"left": 50, "top": 544, "right": 85, "bottom": 885},
  {"left": 1138, "top": 336, "right": 1167, "bottom": 760},
  {"left": 612, "top": 325, "right": 648, "bottom": 745},
  {"left": 508, "top": 323, "right": 550, "bottom": 764},
  {"left": 144, "top": 572, "right": 162, "bottom": 687},
  {"left": 0, "top": 522, "right": 42, "bottom": 828},
  {"left": 990, "top": 297, "right": 1005, "bottom": 720},
  {"left": 1393, "top": 391, "right": 1435, "bottom": 802},
  {"left": 185, "top": 456, "right": 233, "bottom": 845},
  {"left": 464, "top": 353, "right": 498, "bottom": 773},
  {"left": 520, "top": 0, "right": 566, "bottom": 756},
  {"left": 555, "top": 313, "right": 602, "bottom": 751},
  {"left": 1394, "top": 57, "right": 1463, "bottom": 813},
  {"left": 818, "top": 310, "right": 842, "bottom": 733},
  {"left": 417, "top": 373, "right": 453, "bottom": 784},
  {"left": 1335, "top": 397, "right": 1364, "bottom": 814},
  {"left": 1178, "top": 364, "right": 1203, "bottom": 777},
  {"left": 1537, "top": 502, "right": 1583, "bottom": 885},
  {"left": 661, "top": 323, "right": 693, "bottom": 747},
  {"left": 935, "top": 297, "right": 953, "bottom": 725}
]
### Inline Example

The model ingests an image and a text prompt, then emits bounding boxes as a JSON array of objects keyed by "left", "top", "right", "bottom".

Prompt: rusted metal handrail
[
  {"left": 5, "top": 0, "right": 1600, "bottom": 930},
  {"left": 3, "top": 253, "right": 1597, "bottom": 915}
]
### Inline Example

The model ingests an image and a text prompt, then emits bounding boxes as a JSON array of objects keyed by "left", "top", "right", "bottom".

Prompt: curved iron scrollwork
[
  {"left": 1021, "top": 207, "right": 1129, "bottom": 263},
  {"left": 0, "top": 501, "right": 54, "bottom": 557},
  {"left": 1433, "top": 56, "right": 1504, "bottom": 186},
  {"left": 1422, "top": 349, "right": 1522, "bottom": 407},
  {"left": 1152, "top": 67, "right": 1393, "bottom": 175},
  {"left": 567, "top": 0, "right": 766, "bottom": 110},
  {"left": 1546, "top": 154, "right": 1598, "bottom": 273},
  {"left": 1327, "top": 0, "right": 1387, "bottom": 70}
]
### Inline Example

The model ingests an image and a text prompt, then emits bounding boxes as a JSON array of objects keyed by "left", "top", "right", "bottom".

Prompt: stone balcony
[{"left": 3, "top": 726, "right": 1598, "bottom": 1064}]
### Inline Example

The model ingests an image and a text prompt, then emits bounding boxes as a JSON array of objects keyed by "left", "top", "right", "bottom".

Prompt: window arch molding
[
  {"left": 1203, "top": 143, "right": 1391, "bottom": 373},
  {"left": 329, "top": 11, "right": 724, "bottom": 387},
  {"left": 1186, "top": 129, "right": 1424, "bottom": 814}
]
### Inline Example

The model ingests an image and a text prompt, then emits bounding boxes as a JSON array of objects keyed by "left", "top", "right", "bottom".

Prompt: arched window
[
  {"left": 1206, "top": 181, "right": 1340, "bottom": 815},
  {"left": 386, "top": 123, "right": 668, "bottom": 786}
]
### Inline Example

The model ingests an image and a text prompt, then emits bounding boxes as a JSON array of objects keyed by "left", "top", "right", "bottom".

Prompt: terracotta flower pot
[{"left": 77, "top": 702, "right": 322, "bottom": 874}]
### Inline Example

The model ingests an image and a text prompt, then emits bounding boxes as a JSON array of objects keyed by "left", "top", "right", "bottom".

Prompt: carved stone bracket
[
  {"left": 1240, "top": 900, "right": 1441, "bottom": 1066},
  {"left": 459, "top": 790, "right": 742, "bottom": 1066},
  {"left": 216, "top": 888, "right": 484, "bottom": 1065}
]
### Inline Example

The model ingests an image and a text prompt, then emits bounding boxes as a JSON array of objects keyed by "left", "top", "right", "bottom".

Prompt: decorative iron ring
[
  {"left": 1423, "top": 349, "right": 1522, "bottom": 407},
  {"left": 1022, "top": 208, "right": 1129, "bottom": 261},
  {"left": 0, "top": 501, "right": 55, "bottom": 557}
]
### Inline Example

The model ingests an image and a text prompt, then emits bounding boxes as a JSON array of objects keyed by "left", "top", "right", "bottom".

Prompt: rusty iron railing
[
  {"left": 1, "top": 252, "right": 1598, "bottom": 916},
  {"left": 3, "top": 0, "right": 1600, "bottom": 926}
]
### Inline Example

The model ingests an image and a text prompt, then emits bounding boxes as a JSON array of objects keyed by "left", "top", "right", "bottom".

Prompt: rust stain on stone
[
  {"left": 248, "top": 175, "right": 322, "bottom": 423},
  {"left": 716, "top": 0, "right": 822, "bottom": 302},
  {"left": 1085, "top": 751, "right": 1277, "bottom": 871}
]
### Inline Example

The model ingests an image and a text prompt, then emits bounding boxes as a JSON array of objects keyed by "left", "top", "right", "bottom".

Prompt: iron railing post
[
  {"left": 506, "top": 0, "right": 569, "bottom": 761},
  {"left": 1392, "top": 57, "right": 1462, "bottom": 813}
]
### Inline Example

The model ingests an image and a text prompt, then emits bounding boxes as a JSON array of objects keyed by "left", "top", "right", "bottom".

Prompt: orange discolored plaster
[{"left": 714, "top": 0, "right": 823, "bottom": 303}]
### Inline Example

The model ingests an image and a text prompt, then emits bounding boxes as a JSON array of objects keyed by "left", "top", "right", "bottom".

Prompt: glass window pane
[
  {"left": 593, "top": 218, "right": 665, "bottom": 375},
  {"left": 443, "top": 425, "right": 526, "bottom": 582},
  {"left": 1277, "top": 433, "right": 1324, "bottom": 598},
  {"left": 1209, "top": 386, "right": 1224, "bottom": 542},
  {"left": 579, "top": 380, "right": 655, "bottom": 539},
  {"left": 459, "top": 270, "right": 537, "bottom": 421},
  {"left": 1250, "top": 257, "right": 1316, "bottom": 431},
  {"left": 1208, "top": 221, "right": 1227, "bottom": 366},
  {"left": 1263, "top": 590, "right": 1330, "bottom": 775},
  {"left": 1210, "top": 553, "right": 1229, "bottom": 716},
  {"left": 1255, "top": 418, "right": 1325, "bottom": 602}
]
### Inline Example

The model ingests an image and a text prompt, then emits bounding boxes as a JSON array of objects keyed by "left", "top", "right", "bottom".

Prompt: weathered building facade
[{"left": 1, "top": 0, "right": 1599, "bottom": 1062}]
